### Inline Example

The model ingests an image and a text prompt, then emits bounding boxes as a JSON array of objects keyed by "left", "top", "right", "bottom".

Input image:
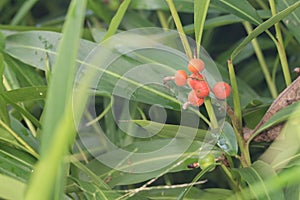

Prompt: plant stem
[
  {"left": 269, "top": 0, "right": 292, "bottom": 86},
  {"left": 165, "top": 0, "right": 193, "bottom": 60},
  {"left": 227, "top": 60, "right": 251, "bottom": 166},
  {"left": 157, "top": 10, "right": 169, "bottom": 29},
  {"left": 243, "top": 21, "right": 278, "bottom": 98},
  {"left": 204, "top": 97, "right": 218, "bottom": 129}
]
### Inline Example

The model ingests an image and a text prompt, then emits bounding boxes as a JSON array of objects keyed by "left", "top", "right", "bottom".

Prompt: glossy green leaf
[
  {"left": 4, "top": 86, "right": 47, "bottom": 103},
  {"left": 231, "top": 1, "right": 300, "bottom": 59},
  {"left": 5, "top": 31, "right": 96, "bottom": 71},
  {"left": 252, "top": 101, "right": 300, "bottom": 137},
  {"left": 85, "top": 139, "right": 221, "bottom": 186},
  {"left": 218, "top": 122, "right": 237, "bottom": 156},
  {"left": 211, "top": 0, "right": 262, "bottom": 25},
  {"left": 277, "top": 0, "right": 300, "bottom": 44},
  {"left": 259, "top": 103, "right": 300, "bottom": 171},
  {"left": 0, "top": 174, "right": 26, "bottom": 200},
  {"left": 132, "top": 119, "right": 208, "bottom": 141},
  {"left": 234, "top": 160, "right": 285, "bottom": 200}
]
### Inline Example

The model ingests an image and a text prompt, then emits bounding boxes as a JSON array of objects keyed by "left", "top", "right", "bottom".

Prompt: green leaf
[
  {"left": 132, "top": 119, "right": 208, "bottom": 141},
  {"left": 231, "top": 1, "right": 300, "bottom": 59},
  {"left": 218, "top": 122, "right": 237, "bottom": 156},
  {"left": 0, "top": 53, "right": 10, "bottom": 124},
  {"left": 235, "top": 160, "right": 285, "bottom": 200},
  {"left": 211, "top": 0, "right": 262, "bottom": 25},
  {"left": 0, "top": 144, "right": 35, "bottom": 182},
  {"left": 25, "top": 0, "right": 88, "bottom": 199},
  {"left": 5, "top": 31, "right": 96, "bottom": 71},
  {"left": 4, "top": 86, "right": 47, "bottom": 103},
  {"left": 259, "top": 103, "right": 300, "bottom": 171},
  {"left": 253, "top": 101, "right": 300, "bottom": 137},
  {"left": 84, "top": 139, "right": 221, "bottom": 186},
  {"left": 0, "top": 174, "right": 26, "bottom": 200},
  {"left": 194, "top": 0, "right": 210, "bottom": 57},
  {"left": 103, "top": 0, "right": 132, "bottom": 41},
  {"left": 277, "top": 0, "right": 300, "bottom": 44}
]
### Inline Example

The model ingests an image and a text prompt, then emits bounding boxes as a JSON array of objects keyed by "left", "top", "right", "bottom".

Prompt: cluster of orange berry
[{"left": 164, "top": 58, "right": 231, "bottom": 109}]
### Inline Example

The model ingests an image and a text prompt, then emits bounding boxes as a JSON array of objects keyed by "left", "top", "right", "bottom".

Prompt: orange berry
[
  {"left": 174, "top": 70, "right": 188, "bottom": 86},
  {"left": 193, "top": 81, "right": 210, "bottom": 98},
  {"left": 188, "top": 90, "right": 204, "bottom": 106},
  {"left": 188, "top": 73, "right": 204, "bottom": 89},
  {"left": 188, "top": 58, "right": 205, "bottom": 74},
  {"left": 213, "top": 82, "right": 231, "bottom": 99}
]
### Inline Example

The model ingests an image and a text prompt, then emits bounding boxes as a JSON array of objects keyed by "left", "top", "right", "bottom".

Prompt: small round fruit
[
  {"left": 188, "top": 58, "right": 205, "bottom": 73},
  {"left": 188, "top": 73, "right": 204, "bottom": 89},
  {"left": 174, "top": 70, "right": 188, "bottom": 86},
  {"left": 193, "top": 81, "right": 210, "bottom": 98},
  {"left": 188, "top": 90, "right": 204, "bottom": 107},
  {"left": 199, "top": 154, "right": 215, "bottom": 171},
  {"left": 213, "top": 82, "right": 231, "bottom": 99}
]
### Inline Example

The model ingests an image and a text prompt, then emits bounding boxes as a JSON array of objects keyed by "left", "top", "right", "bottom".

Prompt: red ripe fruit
[
  {"left": 193, "top": 81, "right": 210, "bottom": 98},
  {"left": 213, "top": 82, "right": 231, "bottom": 99},
  {"left": 188, "top": 58, "right": 205, "bottom": 74},
  {"left": 188, "top": 73, "right": 204, "bottom": 89},
  {"left": 174, "top": 70, "right": 188, "bottom": 86},
  {"left": 188, "top": 90, "right": 204, "bottom": 106}
]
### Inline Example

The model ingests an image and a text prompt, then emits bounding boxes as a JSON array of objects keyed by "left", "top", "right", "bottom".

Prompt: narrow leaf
[
  {"left": 211, "top": 0, "right": 262, "bottom": 25},
  {"left": 235, "top": 160, "right": 285, "bottom": 200},
  {"left": 102, "top": 0, "right": 132, "bottom": 41},
  {"left": 25, "top": 0, "right": 88, "bottom": 199},
  {"left": 194, "top": 0, "right": 210, "bottom": 57},
  {"left": 231, "top": 1, "right": 300, "bottom": 59}
]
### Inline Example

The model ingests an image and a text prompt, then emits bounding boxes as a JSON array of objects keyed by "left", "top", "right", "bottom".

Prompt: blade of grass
[
  {"left": 166, "top": 0, "right": 193, "bottom": 60},
  {"left": 194, "top": 0, "right": 210, "bottom": 57},
  {"left": 25, "top": 0, "right": 87, "bottom": 199},
  {"left": 231, "top": 1, "right": 300, "bottom": 60},
  {"left": 102, "top": 0, "right": 132, "bottom": 41}
]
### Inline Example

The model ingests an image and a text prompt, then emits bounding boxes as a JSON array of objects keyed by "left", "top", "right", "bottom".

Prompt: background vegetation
[{"left": 0, "top": 0, "right": 300, "bottom": 199}]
